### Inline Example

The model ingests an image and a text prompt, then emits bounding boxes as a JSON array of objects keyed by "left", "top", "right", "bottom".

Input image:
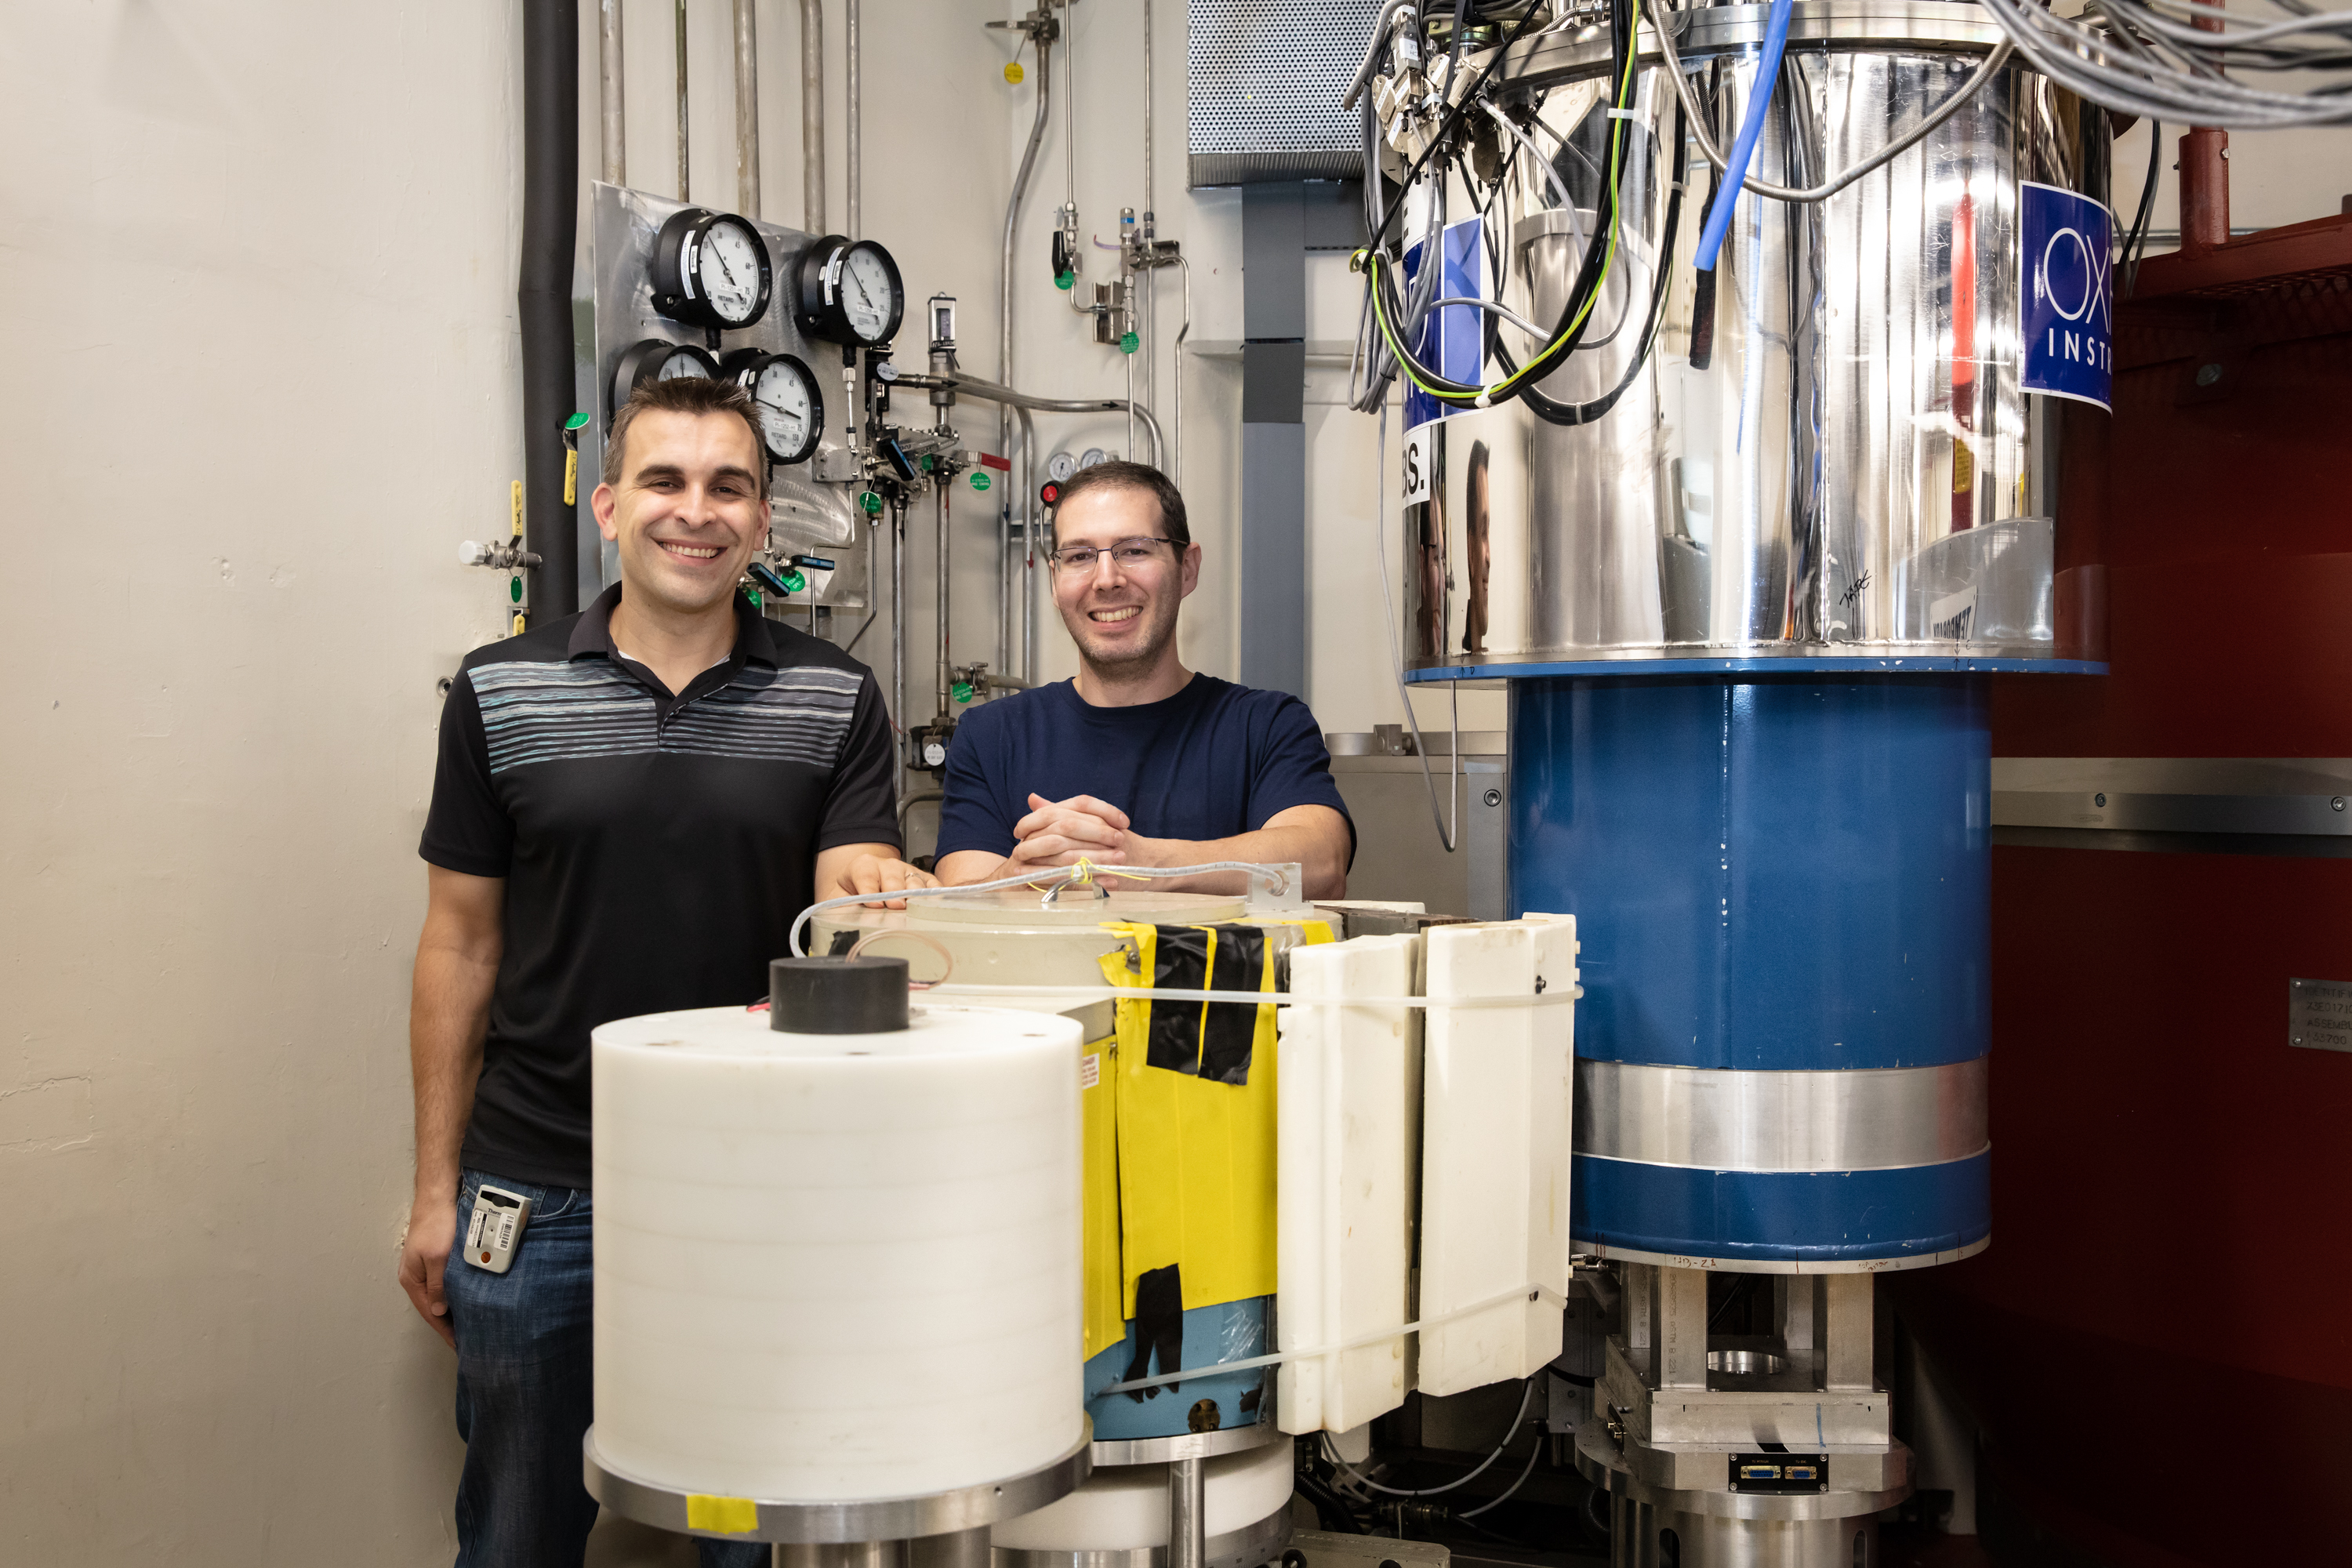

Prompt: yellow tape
[
  {"left": 1080, "top": 1035, "right": 1124, "bottom": 1359},
  {"left": 685, "top": 1494, "right": 760, "bottom": 1534}
]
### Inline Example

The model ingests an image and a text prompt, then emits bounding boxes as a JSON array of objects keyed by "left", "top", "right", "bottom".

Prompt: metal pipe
[
  {"left": 1171, "top": 254, "right": 1189, "bottom": 484},
  {"left": 891, "top": 370, "right": 1163, "bottom": 472},
  {"left": 733, "top": 0, "right": 760, "bottom": 216},
  {"left": 523, "top": 0, "right": 583, "bottom": 620},
  {"left": 1168, "top": 1457, "right": 1207, "bottom": 1568},
  {"left": 1018, "top": 403, "right": 1039, "bottom": 683},
  {"left": 847, "top": 0, "right": 862, "bottom": 234},
  {"left": 801, "top": 0, "right": 826, "bottom": 233},
  {"left": 1000, "top": 36, "right": 1054, "bottom": 674},
  {"left": 599, "top": 0, "right": 626, "bottom": 186},
  {"left": 892, "top": 501, "right": 907, "bottom": 802},
  {"left": 935, "top": 481, "right": 952, "bottom": 717},
  {"left": 674, "top": 0, "right": 690, "bottom": 199},
  {"left": 844, "top": 517, "right": 881, "bottom": 655},
  {"left": 1142, "top": 0, "right": 1155, "bottom": 432}
]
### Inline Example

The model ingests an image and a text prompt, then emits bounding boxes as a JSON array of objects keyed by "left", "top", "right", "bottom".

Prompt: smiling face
[
  {"left": 590, "top": 408, "right": 769, "bottom": 620},
  {"left": 1049, "top": 484, "right": 1200, "bottom": 677}
]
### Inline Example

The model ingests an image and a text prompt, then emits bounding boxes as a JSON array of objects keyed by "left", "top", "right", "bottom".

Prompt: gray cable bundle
[{"left": 1979, "top": 0, "right": 2352, "bottom": 128}]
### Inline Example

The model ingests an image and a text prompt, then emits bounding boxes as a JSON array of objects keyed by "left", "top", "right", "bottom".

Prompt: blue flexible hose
[{"left": 1693, "top": 0, "right": 1796, "bottom": 271}]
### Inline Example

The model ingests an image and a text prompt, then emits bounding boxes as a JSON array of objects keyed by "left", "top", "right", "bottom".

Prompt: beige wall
[{"left": 2, "top": 2, "right": 2343, "bottom": 1559}]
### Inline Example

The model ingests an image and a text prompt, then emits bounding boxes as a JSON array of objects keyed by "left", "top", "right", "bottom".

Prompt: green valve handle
[
  {"left": 920, "top": 454, "right": 936, "bottom": 473},
  {"left": 971, "top": 471, "right": 993, "bottom": 492},
  {"left": 782, "top": 568, "right": 808, "bottom": 593},
  {"left": 858, "top": 490, "right": 883, "bottom": 515},
  {"left": 1119, "top": 331, "right": 1139, "bottom": 354},
  {"left": 744, "top": 585, "right": 763, "bottom": 608},
  {"left": 1056, "top": 270, "right": 1075, "bottom": 291},
  {"left": 951, "top": 681, "right": 975, "bottom": 704}
]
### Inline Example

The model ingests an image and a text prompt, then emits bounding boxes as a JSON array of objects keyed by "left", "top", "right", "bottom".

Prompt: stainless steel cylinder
[
  {"left": 1610, "top": 1497, "right": 1876, "bottom": 1568},
  {"left": 909, "top": 1528, "right": 993, "bottom": 1568},
  {"left": 1409, "top": 3, "right": 2111, "bottom": 670},
  {"left": 777, "top": 1545, "right": 909, "bottom": 1568},
  {"left": 1166, "top": 1456, "right": 1206, "bottom": 1568}
]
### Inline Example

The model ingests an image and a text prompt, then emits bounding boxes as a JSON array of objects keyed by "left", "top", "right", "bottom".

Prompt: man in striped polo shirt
[{"left": 399, "top": 376, "right": 926, "bottom": 1566}]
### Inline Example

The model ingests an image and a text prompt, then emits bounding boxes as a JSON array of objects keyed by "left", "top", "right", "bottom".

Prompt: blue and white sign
[
  {"left": 1400, "top": 217, "right": 1486, "bottom": 434},
  {"left": 2019, "top": 180, "right": 2114, "bottom": 411}
]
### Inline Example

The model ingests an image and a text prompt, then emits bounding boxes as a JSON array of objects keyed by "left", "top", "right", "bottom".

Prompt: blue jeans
[{"left": 447, "top": 1170, "right": 767, "bottom": 1568}]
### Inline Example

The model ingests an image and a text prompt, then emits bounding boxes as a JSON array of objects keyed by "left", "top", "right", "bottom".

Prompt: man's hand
[
  {"left": 817, "top": 844, "right": 938, "bottom": 909},
  {"left": 397, "top": 1190, "right": 459, "bottom": 1348},
  {"left": 1007, "top": 793, "right": 1133, "bottom": 871}
]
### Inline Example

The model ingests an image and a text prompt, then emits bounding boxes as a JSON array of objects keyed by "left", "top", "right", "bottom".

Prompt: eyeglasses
[{"left": 1047, "top": 536, "right": 1179, "bottom": 574}]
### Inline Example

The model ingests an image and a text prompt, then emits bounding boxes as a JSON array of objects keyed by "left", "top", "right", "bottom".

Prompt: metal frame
[
  {"left": 993, "top": 1504, "right": 1291, "bottom": 1568},
  {"left": 583, "top": 1420, "right": 1093, "bottom": 1544}
]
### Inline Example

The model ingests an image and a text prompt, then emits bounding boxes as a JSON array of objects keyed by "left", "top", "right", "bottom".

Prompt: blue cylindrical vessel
[{"left": 1512, "top": 673, "right": 1993, "bottom": 1267}]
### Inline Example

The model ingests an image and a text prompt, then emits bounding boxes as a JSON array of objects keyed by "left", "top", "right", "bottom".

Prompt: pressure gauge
[
  {"left": 611, "top": 338, "right": 720, "bottom": 415},
  {"left": 1047, "top": 451, "right": 1080, "bottom": 484},
  {"left": 1079, "top": 447, "right": 1109, "bottom": 470},
  {"left": 650, "top": 207, "right": 773, "bottom": 329},
  {"left": 797, "top": 234, "right": 906, "bottom": 347},
  {"left": 720, "top": 348, "right": 825, "bottom": 466}
]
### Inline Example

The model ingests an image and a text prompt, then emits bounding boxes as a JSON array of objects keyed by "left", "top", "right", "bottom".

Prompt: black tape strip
[
  {"left": 1199, "top": 926, "right": 1267, "bottom": 1086},
  {"left": 825, "top": 928, "right": 859, "bottom": 956},
  {"left": 1147, "top": 927, "right": 1212, "bottom": 1075},
  {"left": 1123, "top": 1264, "right": 1185, "bottom": 1402}
]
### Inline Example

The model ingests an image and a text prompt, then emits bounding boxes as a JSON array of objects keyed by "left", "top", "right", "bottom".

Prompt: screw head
[
  {"left": 2334, "top": 797, "right": 2346, "bottom": 811},
  {"left": 2195, "top": 362, "right": 2223, "bottom": 387},
  {"left": 2094, "top": 792, "right": 2107, "bottom": 807},
  {"left": 1483, "top": 788, "right": 1502, "bottom": 808}
]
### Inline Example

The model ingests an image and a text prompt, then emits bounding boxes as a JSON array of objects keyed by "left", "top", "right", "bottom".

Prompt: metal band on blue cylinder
[{"left": 1512, "top": 673, "right": 1993, "bottom": 1268}]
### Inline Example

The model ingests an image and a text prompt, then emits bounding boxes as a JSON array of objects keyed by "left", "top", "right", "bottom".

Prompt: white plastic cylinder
[
  {"left": 592, "top": 1002, "right": 1084, "bottom": 1501},
  {"left": 989, "top": 1440, "right": 1295, "bottom": 1552}
]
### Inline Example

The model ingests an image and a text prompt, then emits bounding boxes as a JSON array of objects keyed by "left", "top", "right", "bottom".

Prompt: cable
[
  {"left": 1458, "top": 1424, "right": 1545, "bottom": 1519},
  {"left": 1693, "top": 0, "right": 1795, "bottom": 269},
  {"left": 1373, "top": 401, "right": 1460, "bottom": 852},
  {"left": 1646, "top": 0, "right": 2016, "bottom": 207},
  {"left": 1323, "top": 1380, "right": 1537, "bottom": 1497},
  {"left": 2122, "top": 118, "right": 2162, "bottom": 298},
  {"left": 1976, "top": 0, "right": 2352, "bottom": 129}
]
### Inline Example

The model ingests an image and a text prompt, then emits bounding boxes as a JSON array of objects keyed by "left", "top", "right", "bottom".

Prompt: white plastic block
[
  {"left": 1417, "top": 914, "right": 1578, "bottom": 1396},
  {"left": 1276, "top": 933, "right": 1421, "bottom": 1434}
]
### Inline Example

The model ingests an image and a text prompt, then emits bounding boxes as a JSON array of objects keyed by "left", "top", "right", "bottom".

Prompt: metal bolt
[
  {"left": 2094, "top": 792, "right": 2107, "bottom": 808},
  {"left": 2333, "top": 797, "right": 2346, "bottom": 811},
  {"left": 1483, "top": 788, "right": 1502, "bottom": 808},
  {"left": 2195, "top": 363, "right": 2223, "bottom": 387}
]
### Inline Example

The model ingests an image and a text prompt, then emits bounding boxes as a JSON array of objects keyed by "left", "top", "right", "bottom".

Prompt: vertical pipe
[
  {"left": 733, "top": 0, "right": 760, "bottom": 216},
  {"left": 1168, "top": 1456, "right": 1207, "bottom": 1568},
  {"left": 847, "top": 0, "right": 862, "bottom": 235},
  {"left": 935, "top": 481, "right": 953, "bottom": 717},
  {"left": 2180, "top": 0, "right": 2230, "bottom": 253},
  {"left": 1142, "top": 0, "right": 1156, "bottom": 430},
  {"left": 892, "top": 503, "right": 907, "bottom": 802},
  {"left": 801, "top": 0, "right": 826, "bottom": 234},
  {"left": 522, "top": 0, "right": 583, "bottom": 620},
  {"left": 675, "top": 0, "right": 690, "bottom": 199},
  {"left": 600, "top": 0, "right": 626, "bottom": 186},
  {"left": 1020, "top": 404, "right": 1038, "bottom": 682},
  {"left": 1000, "top": 37, "right": 1054, "bottom": 673}
]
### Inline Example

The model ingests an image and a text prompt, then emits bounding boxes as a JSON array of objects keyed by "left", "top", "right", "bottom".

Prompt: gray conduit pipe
[
  {"left": 847, "top": 0, "right": 862, "bottom": 235},
  {"left": 800, "top": 0, "right": 825, "bottom": 232},
  {"left": 733, "top": 0, "right": 760, "bottom": 216},
  {"left": 909, "top": 371, "right": 1163, "bottom": 473},
  {"left": 600, "top": 0, "right": 626, "bottom": 185},
  {"left": 999, "top": 34, "right": 1053, "bottom": 674},
  {"left": 523, "top": 0, "right": 582, "bottom": 619}
]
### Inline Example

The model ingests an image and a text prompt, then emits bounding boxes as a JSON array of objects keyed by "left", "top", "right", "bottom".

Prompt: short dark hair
[
  {"left": 603, "top": 373, "right": 768, "bottom": 491},
  {"left": 1051, "top": 459, "right": 1189, "bottom": 547}
]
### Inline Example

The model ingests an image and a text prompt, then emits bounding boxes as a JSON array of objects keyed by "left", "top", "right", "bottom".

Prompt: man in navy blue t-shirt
[{"left": 934, "top": 461, "right": 1352, "bottom": 898}]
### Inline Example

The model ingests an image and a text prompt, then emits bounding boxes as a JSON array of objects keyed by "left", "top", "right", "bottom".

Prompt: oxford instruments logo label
[{"left": 2020, "top": 181, "right": 2115, "bottom": 412}]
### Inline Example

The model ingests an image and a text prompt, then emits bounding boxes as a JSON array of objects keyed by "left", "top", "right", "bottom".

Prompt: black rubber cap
[{"left": 769, "top": 956, "right": 909, "bottom": 1034}]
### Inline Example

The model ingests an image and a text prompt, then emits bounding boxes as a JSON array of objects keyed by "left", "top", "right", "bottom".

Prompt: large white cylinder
[{"left": 592, "top": 1002, "right": 1085, "bottom": 1501}]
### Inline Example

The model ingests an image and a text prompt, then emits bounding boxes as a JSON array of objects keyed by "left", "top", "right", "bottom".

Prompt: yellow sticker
[
  {"left": 686, "top": 1494, "right": 760, "bottom": 1534},
  {"left": 510, "top": 478, "right": 524, "bottom": 536},
  {"left": 564, "top": 448, "right": 579, "bottom": 506},
  {"left": 1004, "top": 60, "right": 1025, "bottom": 84}
]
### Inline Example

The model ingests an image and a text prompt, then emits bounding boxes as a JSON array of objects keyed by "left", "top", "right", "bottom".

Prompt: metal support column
[{"left": 1239, "top": 183, "right": 1305, "bottom": 698}]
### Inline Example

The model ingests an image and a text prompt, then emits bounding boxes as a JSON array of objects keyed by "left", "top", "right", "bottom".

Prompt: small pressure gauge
[
  {"left": 1079, "top": 447, "right": 1109, "bottom": 470},
  {"left": 611, "top": 338, "right": 721, "bottom": 415},
  {"left": 650, "top": 207, "right": 773, "bottom": 330},
  {"left": 720, "top": 348, "right": 825, "bottom": 466},
  {"left": 1047, "top": 451, "right": 1080, "bottom": 484},
  {"left": 797, "top": 235, "right": 906, "bottom": 347}
]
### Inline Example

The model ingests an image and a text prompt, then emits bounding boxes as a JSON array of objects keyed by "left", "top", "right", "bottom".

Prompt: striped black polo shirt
[{"left": 420, "top": 583, "right": 898, "bottom": 1189}]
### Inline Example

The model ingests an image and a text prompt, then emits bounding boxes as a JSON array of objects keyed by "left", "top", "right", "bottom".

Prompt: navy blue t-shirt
[{"left": 935, "top": 674, "right": 1354, "bottom": 866}]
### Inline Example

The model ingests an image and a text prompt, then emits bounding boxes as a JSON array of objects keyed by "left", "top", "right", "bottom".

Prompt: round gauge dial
[
  {"left": 1079, "top": 447, "right": 1109, "bottom": 470},
  {"left": 1047, "top": 451, "right": 1080, "bottom": 484},
  {"left": 650, "top": 207, "right": 773, "bottom": 330},
  {"left": 797, "top": 235, "right": 906, "bottom": 347},
  {"left": 720, "top": 348, "right": 825, "bottom": 466},
  {"left": 611, "top": 338, "right": 720, "bottom": 416}
]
